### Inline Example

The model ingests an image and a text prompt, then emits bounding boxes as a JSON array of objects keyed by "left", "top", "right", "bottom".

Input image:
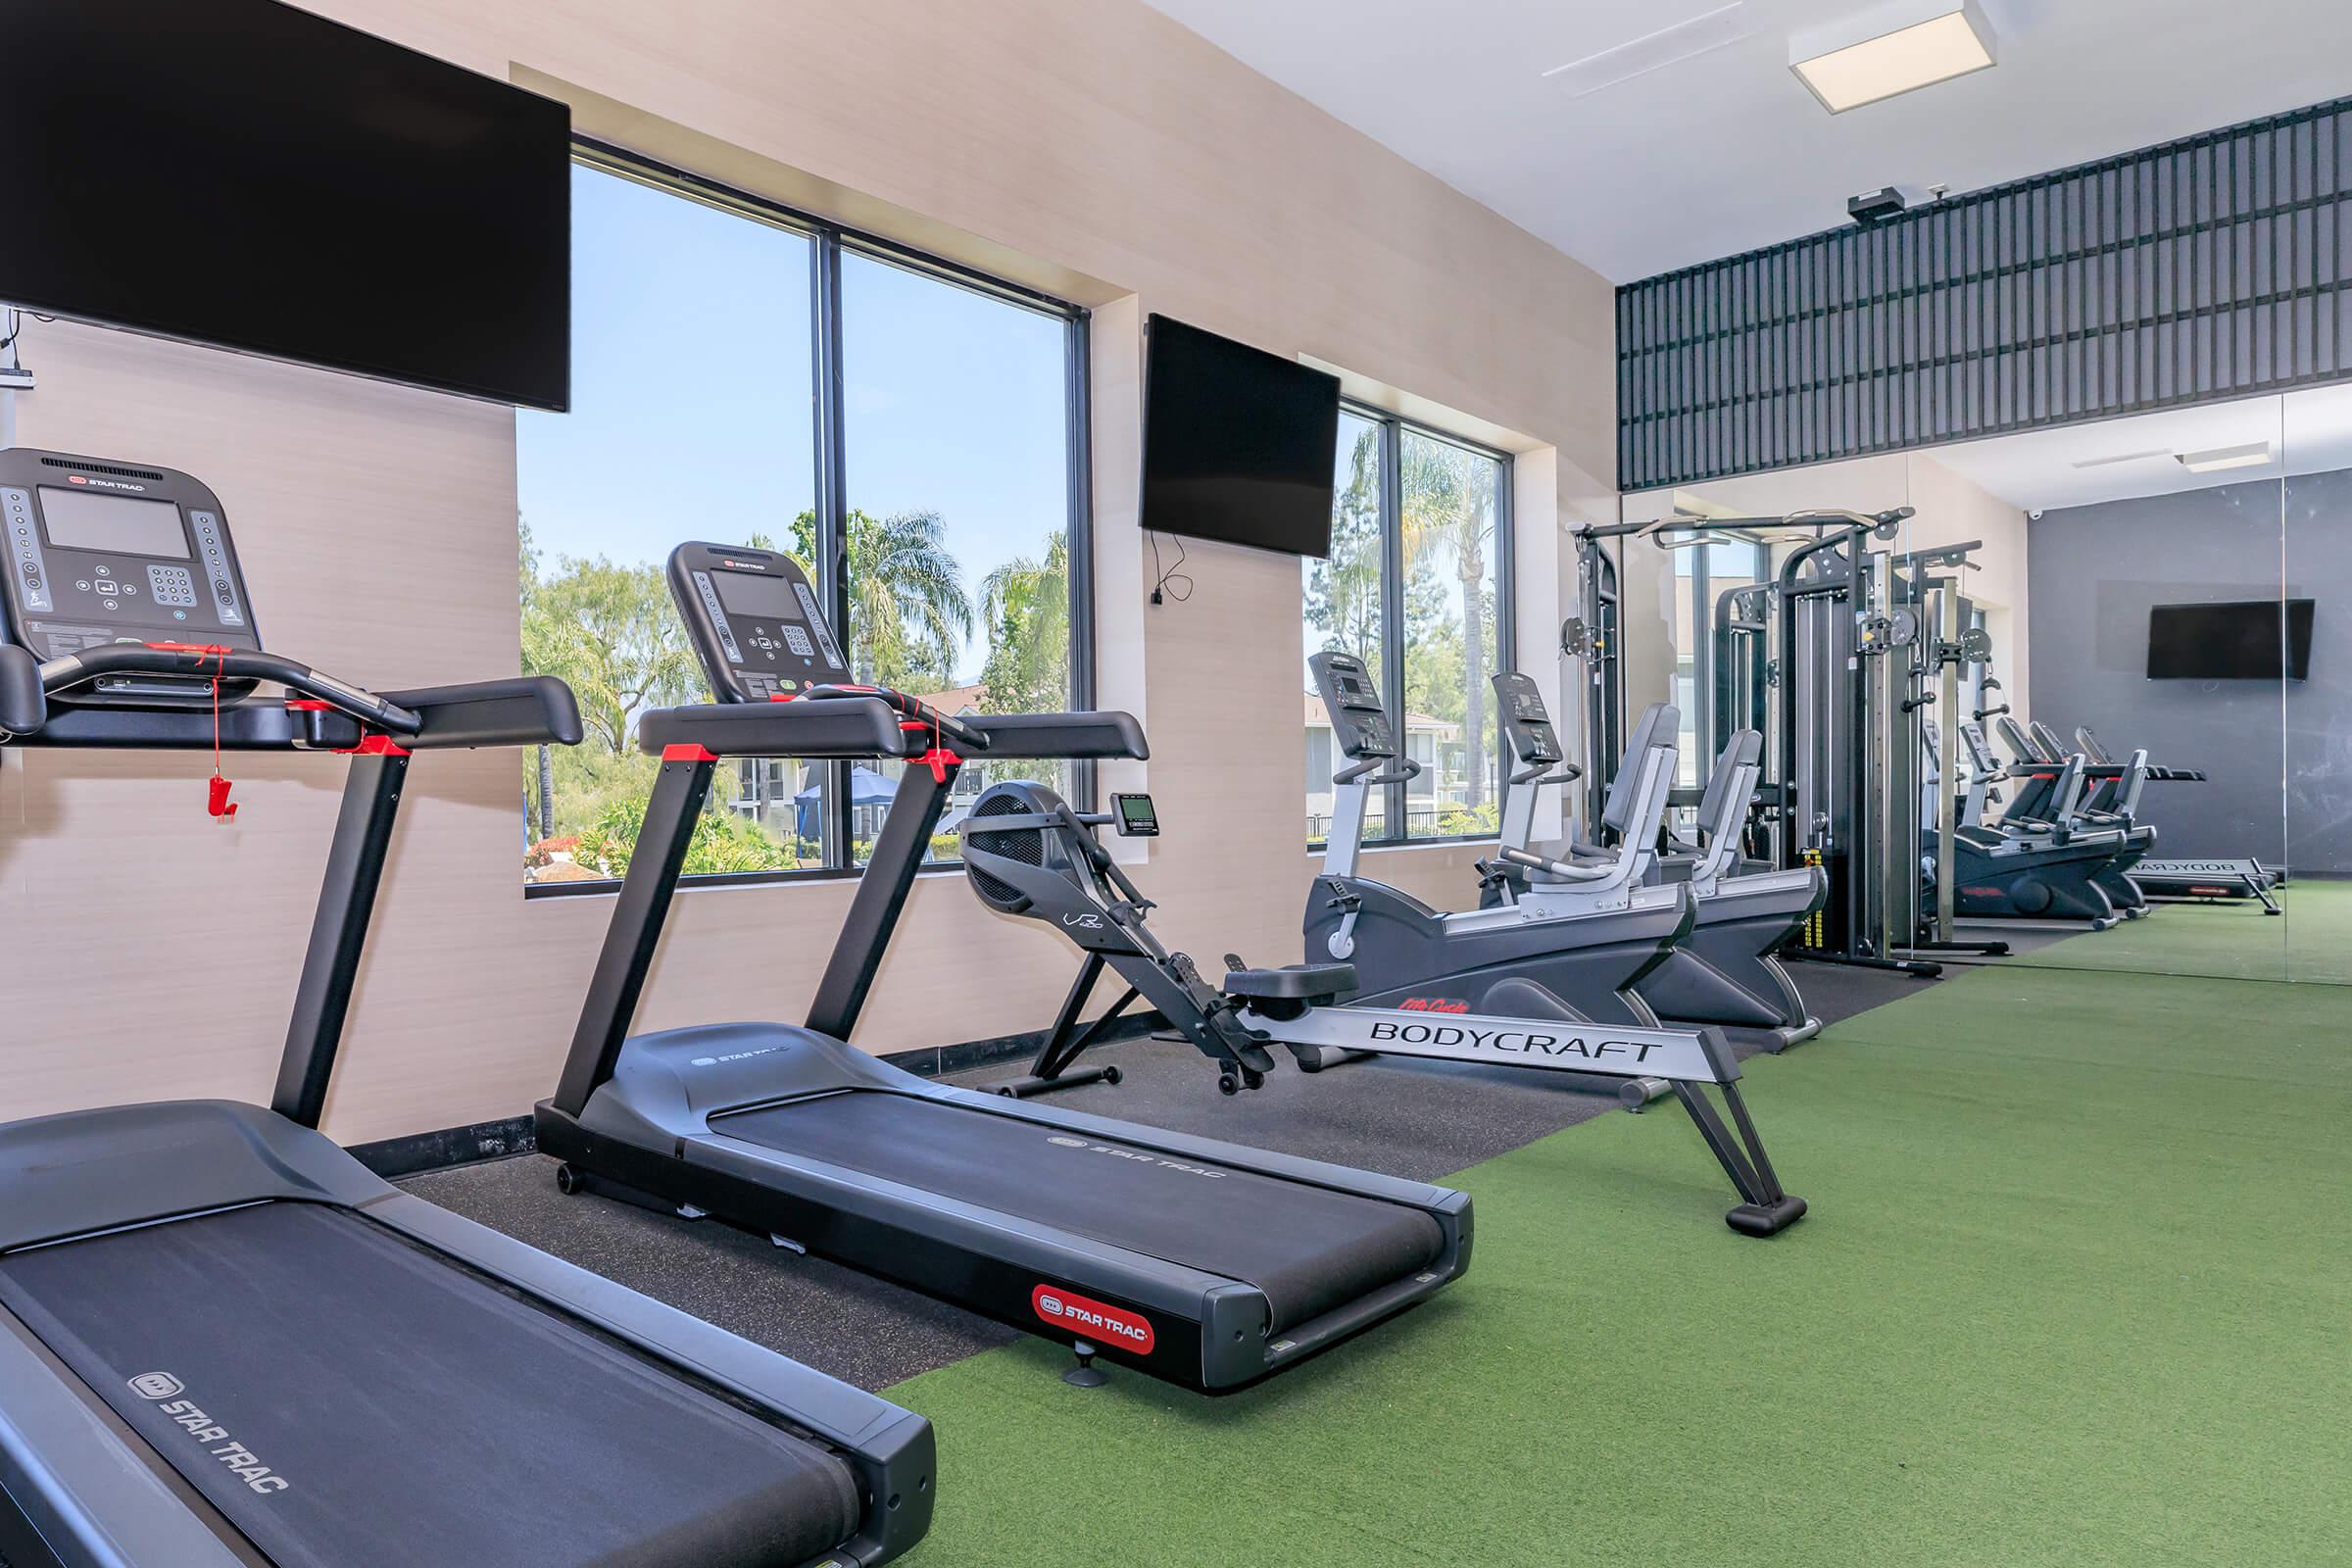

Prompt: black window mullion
[
  {"left": 1378, "top": 416, "right": 1407, "bottom": 844},
  {"left": 1493, "top": 452, "right": 1514, "bottom": 818},
  {"left": 810, "top": 228, "right": 852, "bottom": 869},
  {"left": 1065, "top": 309, "right": 1097, "bottom": 808}
]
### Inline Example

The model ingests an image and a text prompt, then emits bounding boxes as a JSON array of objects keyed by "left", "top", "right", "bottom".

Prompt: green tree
[
  {"left": 1398, "top": 440, "right": 1498, "bottom": 808},
  {"left": 977, "top": 530, "right": 1070, "bottom": 716},
  {"left": 1305, "top": 425, "right": 1384, "bottom": 665},
  {"left": 787, "top": 509, "right": 971, "bottom": 691}
]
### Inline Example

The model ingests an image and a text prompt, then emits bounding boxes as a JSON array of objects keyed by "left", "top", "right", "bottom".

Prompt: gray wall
[
  {"left": 2285, "top": 467, "right": 2352, "bottom": 878},
  {"left": 2027, "top": 476, "right": 2305, "bottom": 871}
]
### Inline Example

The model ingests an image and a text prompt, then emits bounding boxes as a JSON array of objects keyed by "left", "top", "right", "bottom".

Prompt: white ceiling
[
  {"left": 1142, "top": 0, "right": 2351, "bottom": 282},
  {"left": 1929, "top": 385, "right": 2352, "bottom": 512}
]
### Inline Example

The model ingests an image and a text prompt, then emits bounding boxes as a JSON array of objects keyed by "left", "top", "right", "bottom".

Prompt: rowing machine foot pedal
[
  {"left": 1063, "top": 1341, "right": 1108, "bottom": 1388},
  {"left": 1726, "top": 1196, "right": 1807, "bottom": 1238}
]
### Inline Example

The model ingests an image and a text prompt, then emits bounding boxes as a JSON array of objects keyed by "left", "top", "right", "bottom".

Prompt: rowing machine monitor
[
  {"left": 1111, "top": 792, "right": 1159, "bottom": 836},
  {"left": 666, "top": 541, "right": 851, "bottom": 702},
  {"left": 0, "top": 449, "right": 261, "bottom": 708}
]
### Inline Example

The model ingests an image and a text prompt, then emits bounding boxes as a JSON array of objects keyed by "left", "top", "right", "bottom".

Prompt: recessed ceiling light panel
[
  {"left": 2176, "top": 442, "right": 2273, "bottom": 473},
  {"left": 1790, "top": 0, "right": 1998, "bottom": 114}
]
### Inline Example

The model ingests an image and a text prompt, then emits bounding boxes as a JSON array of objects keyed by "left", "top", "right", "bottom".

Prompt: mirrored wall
[{"left": 1599, "top": 387, "right": 2352, "bottom": 988}]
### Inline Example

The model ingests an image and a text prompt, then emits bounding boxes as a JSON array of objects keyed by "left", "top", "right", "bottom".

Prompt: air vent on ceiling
[
  {"left": 1543, "top": 3, "right": 1758, "bottom": 98},
  {"left": 2068, "top": 449, "right": 2170, "bottom": 469}
]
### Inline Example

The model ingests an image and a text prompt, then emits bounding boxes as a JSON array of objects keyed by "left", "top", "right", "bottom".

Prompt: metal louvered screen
[{"left": 1617, "top": 97, "right": 2352, "bottom": 492}]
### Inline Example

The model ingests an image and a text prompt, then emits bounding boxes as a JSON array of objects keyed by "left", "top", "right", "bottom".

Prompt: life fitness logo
[{"left": 1031, "top": 1284, "right": 1154, "bottom": 1353}]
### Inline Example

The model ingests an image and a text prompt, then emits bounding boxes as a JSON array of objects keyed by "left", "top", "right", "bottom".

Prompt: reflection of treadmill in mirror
[{"left": 2069, "top": 723, "right": 2282, "bottom": 912}]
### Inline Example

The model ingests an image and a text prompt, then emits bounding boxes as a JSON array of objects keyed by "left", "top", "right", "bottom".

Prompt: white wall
[{"left": 0, "top": 0, "right": 1615, "bottom": 1143}]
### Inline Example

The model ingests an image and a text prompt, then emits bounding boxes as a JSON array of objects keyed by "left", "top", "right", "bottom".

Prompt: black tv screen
[
  {"left": 1140, "top": 316, "right": 1340, "bottom": 558},
  {"left": 2147, "top": 600, "right": 2315, "bottom": 680},
  {"left": 1, "top": 0, "right": 570, "bottom": 410}
]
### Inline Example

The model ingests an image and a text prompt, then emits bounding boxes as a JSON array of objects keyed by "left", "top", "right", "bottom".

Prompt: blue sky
[{"left": 517, "top": 164, "right": 1070, "bottom": 685}]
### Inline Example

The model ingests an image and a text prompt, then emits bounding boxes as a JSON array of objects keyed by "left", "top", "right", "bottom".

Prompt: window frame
[
  {"left": 1310, "top": 404, "right": 1514, "bottom": 852},
  {"left": 525, "top": 141, "right": 1094, "bottom": 898},
  {"left": 1681, "top": 537, "right": 1768, "bottom": 794}
]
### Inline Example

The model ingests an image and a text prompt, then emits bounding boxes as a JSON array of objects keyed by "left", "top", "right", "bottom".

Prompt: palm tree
[
  {"left": 783, "top": 510, "right": 971, "bottom": 690},
  {"left": 1398, "top": 440, "right": 1498, "bottom": 809},
  {"left": 978, "top": 531, "right": 1070, "bottom": 715}
]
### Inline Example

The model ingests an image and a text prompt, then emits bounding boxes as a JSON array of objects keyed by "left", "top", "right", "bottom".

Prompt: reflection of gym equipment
[
  {"left": 958, "top": 777, "right": 1807, "bottom": 1236},
  {"left": 1990, "top": 717, "right": 2152, "bottom": 917},
  {"left": 1927, "top": 719, "right": 2136, "bottom": 928},
  {"left": 2067, "top": 725, "right": 2282, "bottom": 914},
  {"left": 1485, "top": 674, "right": 1823, "bottom": 1049}
]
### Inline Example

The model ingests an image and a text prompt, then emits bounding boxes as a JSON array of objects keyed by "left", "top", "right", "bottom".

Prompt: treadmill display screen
[
  {"left": 37, "top": 488, "right": 191, "bottom": 558},
  {"left": 712, "top": 567, "right": 808, "bottom": 623}
]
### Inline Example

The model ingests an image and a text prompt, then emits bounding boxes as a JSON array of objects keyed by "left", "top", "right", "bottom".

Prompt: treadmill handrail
[
  {"left": 0, "top": 642, "right": 39, "bottom": 737},
  {"left": 638, "top": 699, "right": 1149, "bottom": 761},
  {"left": 41, "top": 645, "right": 424, "bottom": 734}
]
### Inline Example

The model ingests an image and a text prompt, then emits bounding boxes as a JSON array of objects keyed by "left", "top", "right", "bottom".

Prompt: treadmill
[
  {"left": 535, "top": 542, "right": 1470, "bottom": 1393},
  {"left": 0, "top": 453, "right": 932, "bottom": 1568}
]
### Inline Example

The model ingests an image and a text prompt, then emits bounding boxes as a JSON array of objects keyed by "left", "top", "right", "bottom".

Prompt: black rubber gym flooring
[{"left": 403, "top": 958, "right": 1929, "bottom": 1389}]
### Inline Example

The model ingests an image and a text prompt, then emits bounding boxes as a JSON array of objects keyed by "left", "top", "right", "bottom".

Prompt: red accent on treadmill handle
[
  {"left": 283, "top": 699, "right": 334, "bottom": 711},
  {"left": 143, "top": 641, "right": 234, "bottom": 658},
  {"left": 337, "top": 735, "right": 411, "bottom": 758},
  {"left": 662, "top": 743, "right": 720, "bottom": 762},
  {"left": 915, "top": 746, "right": 961, "bottom": 784}
]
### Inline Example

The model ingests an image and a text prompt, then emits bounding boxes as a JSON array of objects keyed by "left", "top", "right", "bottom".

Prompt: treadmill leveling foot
[{"left": 1063, "top": 1341, "right": 1108, "bottom": 1388}]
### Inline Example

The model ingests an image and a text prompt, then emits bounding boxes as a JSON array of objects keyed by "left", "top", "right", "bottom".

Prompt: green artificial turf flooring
[
  {"left": 1997, "top": 876, "right": 2350, "bottom": 985},
  {"left": 885, "top": 962, "right": 2352, "bottom": 1566}
]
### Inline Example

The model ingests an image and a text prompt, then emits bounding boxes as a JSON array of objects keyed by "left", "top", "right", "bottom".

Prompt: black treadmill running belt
[
  {"left": 0, "top": 1201, "right": 858, "bottom": 1568},
  {"left": 716, "top": 1093, "right": 1446, "bottom": 1332}
]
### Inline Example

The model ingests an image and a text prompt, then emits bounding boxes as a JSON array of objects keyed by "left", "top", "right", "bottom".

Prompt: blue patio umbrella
[{"left": 796, "top": 764, "right": 900, "bottom": 840}]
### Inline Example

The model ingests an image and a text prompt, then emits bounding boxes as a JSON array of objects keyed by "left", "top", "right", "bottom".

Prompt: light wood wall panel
[{"left": 0, "top": 0, "right": 1616, "bottom": 1142}]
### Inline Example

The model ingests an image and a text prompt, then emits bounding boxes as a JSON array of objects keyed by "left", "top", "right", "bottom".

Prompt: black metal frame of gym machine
[{"left": 1567, "top": 509, "right": 2004, "bottom": 978}]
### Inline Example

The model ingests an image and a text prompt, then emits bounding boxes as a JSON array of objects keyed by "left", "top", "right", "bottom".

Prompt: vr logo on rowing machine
[
  {"left": 1062, "top": 912, "right": 1105, "bottom": 930},
  {"left": 1032, "top": 1285, "right": 1154, "bottom": 1351},
  {"left": 1368, "top": 1020, "right": 1667, "bottom": 1062}
]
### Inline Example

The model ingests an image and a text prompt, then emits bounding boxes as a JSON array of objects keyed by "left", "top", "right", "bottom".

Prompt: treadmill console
[
  {"left": 666, "top": 542, "right": 852, "bottom": 702},
  {"left": 0, "top": 448, "right": 262, "bottom": 708},
  {"left": 1957, "top": 720, "right": 2001, "bottom": 774},
  {"left": 1491, "top": 671, "right": 1563, "bottom": 765},
  {"left": 1309, "top": 651, "right": 1396, "bottom": 760}
]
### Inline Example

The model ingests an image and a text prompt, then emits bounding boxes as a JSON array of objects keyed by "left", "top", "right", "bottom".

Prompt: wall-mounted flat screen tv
[
  {"left": 2146, "top": 599, "right": 2315, "bottom": 680},
  {"left": 1140, "top": 316, "right": 1339, "bottom": 558},
  {"left": 0, "top": 0, "right": 570, "bottom": 410}
]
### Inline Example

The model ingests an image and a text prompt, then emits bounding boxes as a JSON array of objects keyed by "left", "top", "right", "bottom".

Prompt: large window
[
  {"left": 1302, "top": 410, "right": 1511, "bottom": 847},
  {"left": 518, "top": 150, "right": 1087, "bottom": 889}
]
